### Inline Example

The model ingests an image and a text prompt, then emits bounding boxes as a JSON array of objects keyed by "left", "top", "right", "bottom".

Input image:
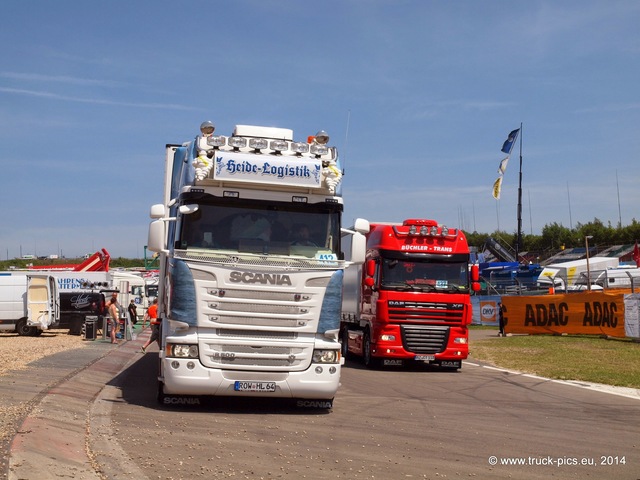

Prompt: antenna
[
  {"left": 342, "top": 110, "right": 351, "bottom": 174},
  {"left": 616, "top": 169, "right": 622, "bottom": 228}
]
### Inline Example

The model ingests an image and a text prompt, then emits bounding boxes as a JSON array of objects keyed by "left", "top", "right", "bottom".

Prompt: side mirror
[
  {"left": 366, "top": 259, "right": 376, "bottom": 277},
  {"left": 470, "top": 264, "right": 479, "bottom": 282},
  {"left": 353, "top": 217, "right": 370, "bottom": 235},
  {"left": 147, "top": 220, "right": 165, "bottom": 252},
  {"left": 150, "top": 204, "right": 166, "bottom": 219},
  {"left": 350, "top": 232, "right": 367, "bottom": 265}
]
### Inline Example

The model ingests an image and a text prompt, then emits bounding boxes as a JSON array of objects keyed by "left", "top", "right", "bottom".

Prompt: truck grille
[
  {"left": 400, "top": 325, "right": 449, "bottom": 354},
  {"left": 387, "top": 300, "right": 464, "bottom": 323},
  {"left": 199, "top": 286, "right": 316, "bottom": 370}
]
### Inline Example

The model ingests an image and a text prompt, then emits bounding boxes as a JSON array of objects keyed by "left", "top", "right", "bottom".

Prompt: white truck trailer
[
  {"left": 0, "top": 273, "right": 59, "bottom": 336},
  {"left": 536, "top": 257, "right": 620, "bottom": 291}
]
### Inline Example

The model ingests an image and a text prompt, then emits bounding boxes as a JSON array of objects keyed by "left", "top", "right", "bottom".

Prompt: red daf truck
[{"left": 341, "top": 219, "right": 479, "bottom": 369}]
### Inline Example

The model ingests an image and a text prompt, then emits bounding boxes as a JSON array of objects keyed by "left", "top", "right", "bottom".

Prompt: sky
[{"left": 1, "top": 0, "right": 639, "bottom": 259}]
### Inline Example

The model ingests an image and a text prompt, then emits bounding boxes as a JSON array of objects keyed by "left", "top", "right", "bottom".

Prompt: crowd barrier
[{"left": 472, "top": 292, "right": 640, "bottom": 339}]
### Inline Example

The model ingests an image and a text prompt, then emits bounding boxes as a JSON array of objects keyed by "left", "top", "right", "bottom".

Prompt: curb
[{"left": 7, "top": 330, "right": 150, "bottom": 480}]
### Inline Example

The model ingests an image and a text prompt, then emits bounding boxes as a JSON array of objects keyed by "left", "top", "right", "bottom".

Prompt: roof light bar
[
  {"left": 392, "top": 219, "right": 456, "bottom": 237},
  {"left": 197, "top": 123, "right": 334, "bottom": 158}
]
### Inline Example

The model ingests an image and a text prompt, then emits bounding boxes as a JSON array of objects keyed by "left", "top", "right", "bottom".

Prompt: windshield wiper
[{"left": 382, "top": 282, "right": 437, "bottom": 292}]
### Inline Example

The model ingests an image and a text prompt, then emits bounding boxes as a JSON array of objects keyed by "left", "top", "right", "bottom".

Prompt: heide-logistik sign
[{"left": 501, "top": 292, "right": 625, "bottom": 337}]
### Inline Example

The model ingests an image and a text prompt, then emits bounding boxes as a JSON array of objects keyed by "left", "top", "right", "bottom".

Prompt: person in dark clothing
[{"left": 128, "top": 300, "right": 138, "bottom": 325}]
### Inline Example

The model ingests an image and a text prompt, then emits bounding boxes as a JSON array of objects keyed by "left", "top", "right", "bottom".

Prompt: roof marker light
[
  {"left": 441, "top": 226, "right": 449, "bottom": 236},
  {"left": 430, "top": 226, "right": 438, "bottom": 235}
]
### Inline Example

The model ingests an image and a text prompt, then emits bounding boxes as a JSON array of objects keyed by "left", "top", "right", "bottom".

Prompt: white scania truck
[{"left": 147, "top": 121, "right": 367, "bottom": 408}]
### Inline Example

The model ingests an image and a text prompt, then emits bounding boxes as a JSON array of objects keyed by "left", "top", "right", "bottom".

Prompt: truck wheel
[
  {"left": 16, "top": 319, "right": 36, "bottom": 336},
  {"left": 363, "top": 329, "right": 378, "bottom": 369},
  {"left": 340, "top": 327, "right": 350, "bottom": 360}
]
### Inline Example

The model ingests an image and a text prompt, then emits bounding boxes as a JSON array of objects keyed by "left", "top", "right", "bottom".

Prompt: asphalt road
[
  {"left": 104, "top": 347, "right": 639, "bottom": 479},
  {"left": 5, "top": 330, "right": 640, "bottom": 480}
]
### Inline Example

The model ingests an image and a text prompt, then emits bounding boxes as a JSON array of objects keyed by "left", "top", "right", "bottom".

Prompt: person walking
[
  {"left": 141, "top": 298, "right": 159, "bottom": 353},
  {"left": 107, "top": 298, "right": 119, "bottom": 344}
]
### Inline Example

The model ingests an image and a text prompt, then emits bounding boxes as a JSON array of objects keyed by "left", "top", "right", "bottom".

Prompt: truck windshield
[
  {"left": 176, "top": 202, "right": 341, "bottom": 258},
  {"left": 380, "top": 257, "right": 470, "bottom": 293}
]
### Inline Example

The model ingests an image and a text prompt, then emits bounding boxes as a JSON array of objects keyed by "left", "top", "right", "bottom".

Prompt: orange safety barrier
[{"left": 501, "top": 291, "right": 626, "bottom": 338}]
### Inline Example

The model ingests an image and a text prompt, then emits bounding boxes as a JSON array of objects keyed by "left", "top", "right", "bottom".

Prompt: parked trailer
[{"left": 0, "top": 273, "right": 59, "bottom": 336}]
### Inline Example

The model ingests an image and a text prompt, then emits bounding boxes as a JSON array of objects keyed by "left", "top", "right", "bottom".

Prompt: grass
[{"left": 469, "top": 327, "right": 640, "bottom": 389}]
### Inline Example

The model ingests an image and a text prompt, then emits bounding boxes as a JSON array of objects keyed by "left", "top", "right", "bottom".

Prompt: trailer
[
  {"left": 537, "top": 257, "right": 620, "bottom": 291},
  {"left": 0, "top": 273, "right": 59, "bottom": 336}
]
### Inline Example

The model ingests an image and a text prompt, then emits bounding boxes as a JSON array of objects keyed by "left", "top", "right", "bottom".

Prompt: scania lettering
[
  {"left": 229, "top": 271, "right": 293, "bottom": 285},
  {"left": 147, "top": 121, "right": 367, "bottom": 409},
  {"left": 341, "top": 219, "right": 479, "bottom": 369}
]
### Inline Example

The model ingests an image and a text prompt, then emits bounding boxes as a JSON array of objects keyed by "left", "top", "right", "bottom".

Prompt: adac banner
[
  {"left": 502, "top": 292, "right": 626, "bottom": 338},
  {"left": 214, "top": 152, "right": 322, "bottom": 188}
]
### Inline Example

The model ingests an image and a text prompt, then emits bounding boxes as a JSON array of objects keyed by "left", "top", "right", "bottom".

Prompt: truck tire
[
  {"left": 363, "top": 329, "right": 379, "bottom": 369},
  {"left": 15, "top": 319, "right": 36, "bottom": 337}
]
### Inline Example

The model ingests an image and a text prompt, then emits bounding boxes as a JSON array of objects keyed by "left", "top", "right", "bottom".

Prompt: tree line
[{"left": 464, "top": 217, "right": 640, "bottom": 261}]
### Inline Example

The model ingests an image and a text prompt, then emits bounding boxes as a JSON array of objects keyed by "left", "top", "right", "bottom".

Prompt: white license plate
[
  {"left": 234, "top": 381, "right": 276, "bottom": 392},
  {"left": 415, "top": 355, "right": 435, "bottom": 361}
]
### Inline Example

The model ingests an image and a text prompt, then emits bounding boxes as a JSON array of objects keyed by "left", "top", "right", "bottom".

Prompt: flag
[
  {"left": 501, "top": 128, "right": 520, "bottom": 154},
  {"left": 634, "top": 240, "right": 640, "bottom": 267},
  {"left": 498, "top": 155, "right": 510, "bottom": 175},
  {"left": 492, "top": 176, "right": 503, "bottom": 200}
]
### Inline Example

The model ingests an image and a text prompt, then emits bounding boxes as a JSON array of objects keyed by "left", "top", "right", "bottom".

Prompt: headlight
[
  {"left": 312, "top": 349, "right": 340, "bottom": 364},
  {"left": 380, "top": 334, "right": 396, "bottom": 341},
  {"left": 167, "top": 343, "right": 199, "bottom": 358},
  {"left": 454, "top": 337, "right": 468, "bottom": 344}
]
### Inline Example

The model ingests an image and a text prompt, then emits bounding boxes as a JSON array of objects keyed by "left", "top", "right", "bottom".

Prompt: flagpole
[{"left": 516, "top": 122, "right": 523, "bottom": 263}]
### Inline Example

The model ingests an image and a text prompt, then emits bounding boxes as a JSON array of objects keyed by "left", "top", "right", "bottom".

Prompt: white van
[{"left": 0, "top": 273, "right": 60, "bottom": 336}]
